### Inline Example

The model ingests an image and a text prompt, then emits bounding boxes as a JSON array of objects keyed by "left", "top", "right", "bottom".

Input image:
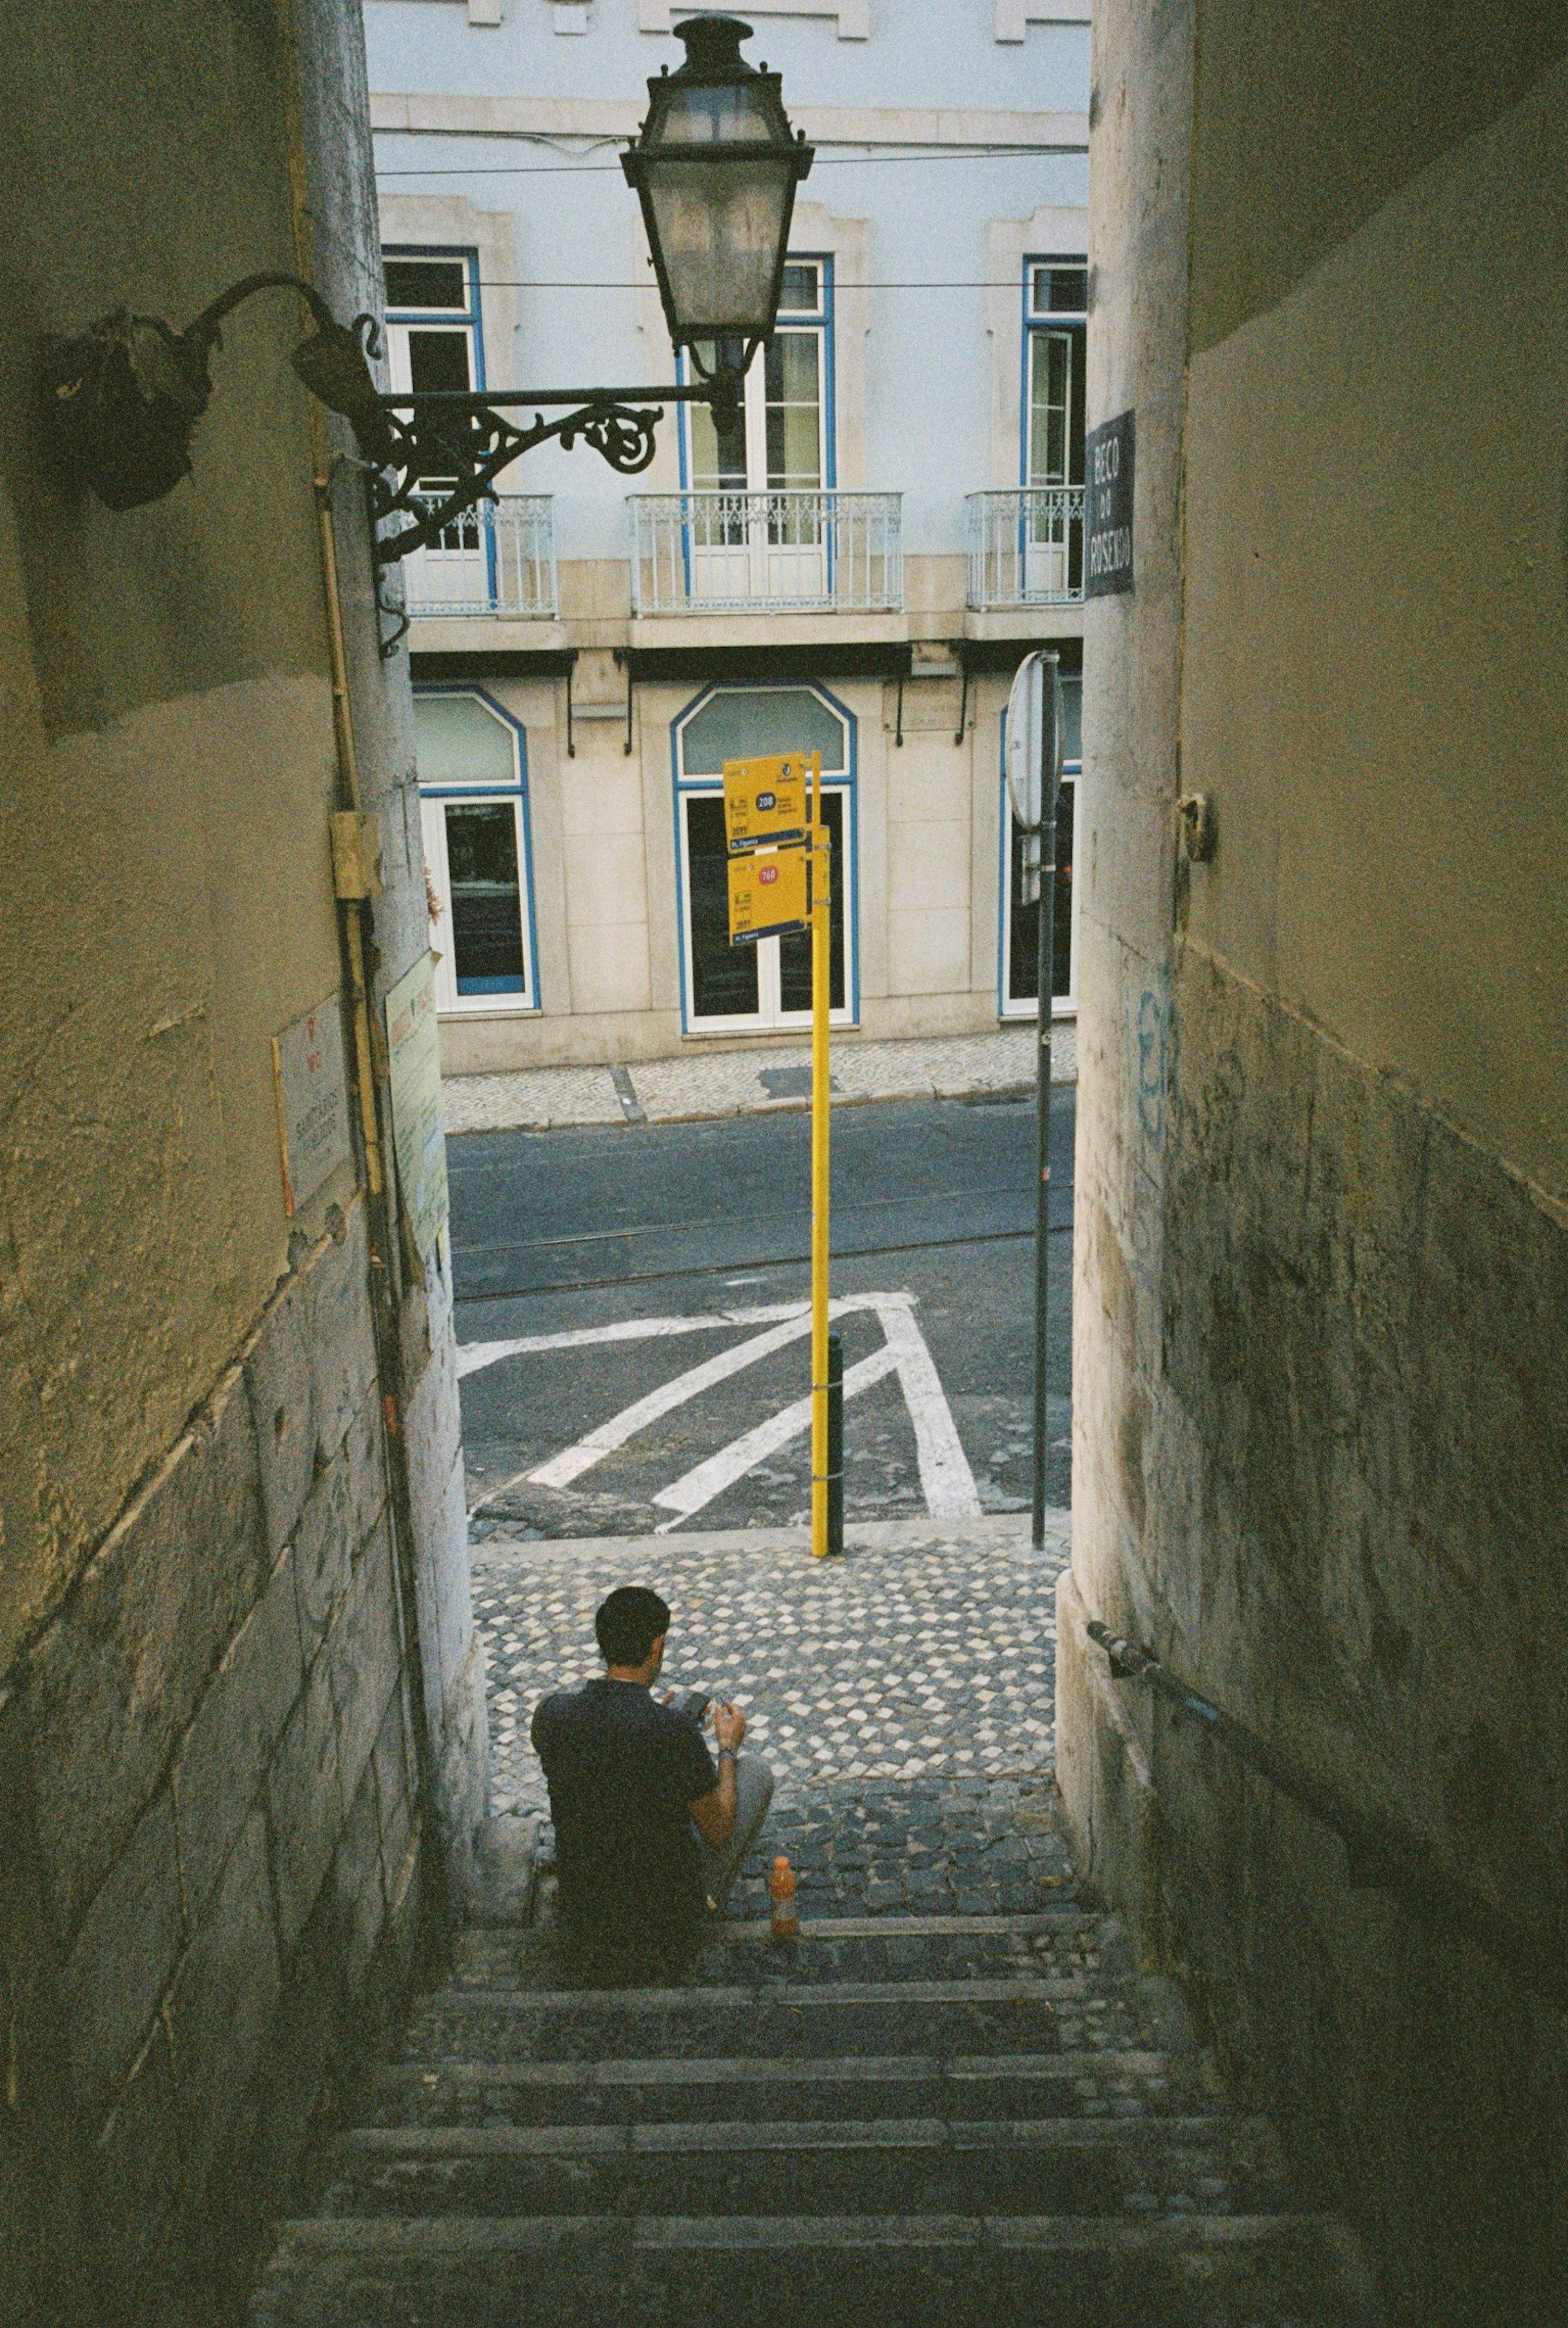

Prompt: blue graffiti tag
[{"left": 1136, "top": 980, "right": 1170, "bottom": 1145}]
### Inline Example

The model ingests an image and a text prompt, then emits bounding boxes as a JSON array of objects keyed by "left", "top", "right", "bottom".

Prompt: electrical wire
[
  {"left": 375, "top": 145, "right": 1083, "bottom": 176},
  {"left": 388, "top": 277, "right": 1074, "bottom": 290}
]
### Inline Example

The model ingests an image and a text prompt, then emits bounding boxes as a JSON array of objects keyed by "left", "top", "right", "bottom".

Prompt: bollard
[{"left": 826, "top": 1328, "right": 844, "bottom": 1555}]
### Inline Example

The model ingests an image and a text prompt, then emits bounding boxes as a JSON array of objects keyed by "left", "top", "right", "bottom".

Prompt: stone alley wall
[
  {"left": 0, "top": 3, "right": 483, "bottom": 2320},
  {"left": 1058, "top": 5, "right": 1568, "bottom": 2323}
]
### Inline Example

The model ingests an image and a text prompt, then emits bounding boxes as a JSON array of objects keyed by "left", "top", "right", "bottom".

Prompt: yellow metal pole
[{"left": 810, "top": 751, "right": 831, "bottom": 1557}]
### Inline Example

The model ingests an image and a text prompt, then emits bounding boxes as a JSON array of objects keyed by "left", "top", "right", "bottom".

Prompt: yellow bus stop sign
[
  {"left": 728, "top": 841, "right": 809, "bottom": 942},
  {"left": 722, "top": 753, "right": 812, "bottom": 851}
]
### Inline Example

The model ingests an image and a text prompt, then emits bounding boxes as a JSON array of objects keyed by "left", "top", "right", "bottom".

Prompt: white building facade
[{"left": 364, "top": 0, "right": 1090, "bottom": 1071}]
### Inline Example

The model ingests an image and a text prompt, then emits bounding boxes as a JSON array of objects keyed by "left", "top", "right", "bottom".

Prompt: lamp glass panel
[
  {"left": 657, "top": 81, "right": 778, "bottom": 145},
  {"left": 646, "top": 159, "right": 795, "bottom": 336}
]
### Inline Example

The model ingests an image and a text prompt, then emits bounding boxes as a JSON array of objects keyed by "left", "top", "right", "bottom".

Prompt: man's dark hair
[{"left": 595, "top": 1585, "right": 671, "bottom": 1667}]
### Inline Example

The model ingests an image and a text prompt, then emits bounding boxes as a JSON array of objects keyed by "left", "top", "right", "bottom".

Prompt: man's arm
[{"left": 689, "top": 1701, "right": 746, "bottom": 1849}]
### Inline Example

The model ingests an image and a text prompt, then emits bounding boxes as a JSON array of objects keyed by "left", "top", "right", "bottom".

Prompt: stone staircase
[{"left": 249, "top": 1882, "right": 1378, "bottom": 2325}]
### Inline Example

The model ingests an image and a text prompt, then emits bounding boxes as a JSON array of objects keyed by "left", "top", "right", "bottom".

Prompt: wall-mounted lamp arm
[
  {"left": 365, "top": 378, "right": 739, "bottom": 564},
  {"left": 40, "top": 275, "right": 744, "bottom": 570}
]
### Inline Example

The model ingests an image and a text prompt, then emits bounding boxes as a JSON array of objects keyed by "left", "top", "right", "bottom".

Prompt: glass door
[
  {"left": 679, "top": 789, "right": 849, "bottom": 1033},
  {"left": 1025, "top": 262, "right": 1087, "bottom": 599},
  {"left": 414, "top": 691, "right": 537, "bottom": 1014},
  {"left": 686, "top": 261, "right": 830, "bottom": 603}
]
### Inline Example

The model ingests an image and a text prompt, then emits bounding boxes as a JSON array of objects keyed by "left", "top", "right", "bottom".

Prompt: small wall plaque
[
  {"left": 272, "top": 997, "right": 353, "bottom": 1216},
  {"left": 385, "top": 952, "right": 450, "bottom": 1269}
]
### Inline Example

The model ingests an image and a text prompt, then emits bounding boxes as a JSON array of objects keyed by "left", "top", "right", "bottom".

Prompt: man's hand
[{"left": 692, "top": 1703, "right": 744, "bottom": 1850}]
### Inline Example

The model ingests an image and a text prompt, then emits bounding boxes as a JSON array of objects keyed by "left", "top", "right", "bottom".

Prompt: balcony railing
[
  {"left": 967, "top": 487, "right": 1085, "bottom": 610},
  {"left": 401, "top": 495, "right": 557, "bottom": 619},
  {"left": 630, "top": 490, "right": 902, "bottom": 616}
]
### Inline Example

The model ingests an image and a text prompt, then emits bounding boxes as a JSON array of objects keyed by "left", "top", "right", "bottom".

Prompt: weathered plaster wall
[
  {"left": 1181, "top": 32, "right": 1568, "bottom": 1205},
  {"left": 1059, "top": 6, "right": 1568, "bottom": 2321},
  {"left": 0, "top": 0, "right": 346, "bottom": 1673},
  {"left": 0, "top": 3, "right": 484, "bottom": 2319}
]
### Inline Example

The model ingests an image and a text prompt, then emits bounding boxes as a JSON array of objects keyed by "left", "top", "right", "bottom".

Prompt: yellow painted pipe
[{"left": 810, "top": 750, "right": 831, "bottom": 1557}]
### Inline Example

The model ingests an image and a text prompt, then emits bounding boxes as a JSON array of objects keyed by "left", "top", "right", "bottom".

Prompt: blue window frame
[
  {"left": 671, "top": 682, "right": 858, "bottom": 1034},
  {"left": 414, "top": 688, "right": 539, "bottom": 1014},
  {"left": 1020, "top": 258, "right": 1087, "bottom": 599},
  {"left": 679, "top": 257, "right": 835, "bottom": 495},
  {"left": 383, "top": 249, "right": 498, "bottom": 602}
]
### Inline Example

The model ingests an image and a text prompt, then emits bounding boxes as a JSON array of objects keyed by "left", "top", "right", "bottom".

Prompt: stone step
[
  {"left": 371, "top": 2046, "right": 1208, "bottom": 2130},
  {"left": 319, "top": 2112, "right": 1283, "bottom": 2221},
  {"left": 452, "top": 1913, "right": 1124, "bottom": 1993},
  {"left": 403, "top": 1976, "right": 1125, "bottom": 2065},
  {"left": 457, "top": 1911, "right": 1101, "bottom": 1958},
  {"left": 250, "top": 2208, "right": 1378, "bottom": 2327}
]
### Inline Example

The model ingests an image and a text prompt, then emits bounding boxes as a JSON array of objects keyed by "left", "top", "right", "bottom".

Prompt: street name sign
[
  {"left": 722, "top": 753, "right": 810, "bottom": 851},
  {"left": 728, "top": 841, "right": 809, "bottom": 942},
  {"left": 1084, "top": 409, "right": 1134, "bottom": 596}
]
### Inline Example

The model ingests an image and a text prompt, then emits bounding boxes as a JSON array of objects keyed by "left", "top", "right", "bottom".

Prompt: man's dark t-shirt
[{"left": 531, "top": 1679, "right": 717, "bottom": 1970}]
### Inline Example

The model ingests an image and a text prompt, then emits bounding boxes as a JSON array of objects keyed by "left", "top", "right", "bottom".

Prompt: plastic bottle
[{"left": 770, "top": 1853, "right": 798, "bottom": 1941}]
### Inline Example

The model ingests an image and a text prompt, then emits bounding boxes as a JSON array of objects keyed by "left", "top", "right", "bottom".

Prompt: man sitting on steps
[{"left": 531, "top": 1584, "right": 775, "bottom": 1978}]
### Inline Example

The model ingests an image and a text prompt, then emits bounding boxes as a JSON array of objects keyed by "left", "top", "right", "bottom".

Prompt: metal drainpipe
[{"left": 270, "top": 0, "right": 449, "bottom": 1934}]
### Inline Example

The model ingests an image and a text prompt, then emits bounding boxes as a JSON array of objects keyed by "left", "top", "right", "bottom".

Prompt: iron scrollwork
[{"left": 366, "top": 390, "right": 665, "bottom": 566}]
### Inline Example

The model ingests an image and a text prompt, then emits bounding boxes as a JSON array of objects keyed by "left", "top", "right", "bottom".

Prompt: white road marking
[
  {"left": 524, "top": 1310, "right": 821, "bottom": 1493},
  {"left": 468, "top": 1293, "right": 907, "bottom": 1512},
  {"left": 462, "top": 1289, "right": 980, "bottom": 1528},
  {"left": 876, "top": 1301, "right": 983, "bottom": 1518},
  {"left": 457, "top": 1303, "right": 809, "bottom": 1381},
  {"left": 650, "top": 1343, "right": 902, "bottom": 1533}
]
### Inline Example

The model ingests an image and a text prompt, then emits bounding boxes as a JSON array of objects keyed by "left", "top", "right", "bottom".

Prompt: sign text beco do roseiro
[{"left": 1084, "top": 410, "right": 1134, "bottom": 597}]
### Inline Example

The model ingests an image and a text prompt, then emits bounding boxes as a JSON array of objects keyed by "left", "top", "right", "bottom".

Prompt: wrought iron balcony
[
  {"left": 401, "top": 494, "right": 558, "bottom": 619},
  {"left": 967, "top": 486, "right": 1085, "bottom": 610},
  {"left": 629, "top": 489, "right": 902, "bottom": 616}
]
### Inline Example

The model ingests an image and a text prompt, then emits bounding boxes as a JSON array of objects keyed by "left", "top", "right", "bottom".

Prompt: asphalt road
[{"left": 448, "top": 1086, "right": 1074, "bottom": 1539}]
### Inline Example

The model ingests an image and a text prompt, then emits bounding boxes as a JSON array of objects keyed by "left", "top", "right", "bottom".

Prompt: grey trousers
[{"left": 693, "top": 1753, "right": 774, "bottom": 1911}]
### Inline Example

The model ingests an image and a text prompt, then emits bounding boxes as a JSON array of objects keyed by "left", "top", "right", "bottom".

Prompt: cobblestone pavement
[
  {"left": 472, "top": 1515, "right": 1076, "bottom": 1918},
  {"left": 443, "top": 1023, "right": 1076, "bottom": 1135}
]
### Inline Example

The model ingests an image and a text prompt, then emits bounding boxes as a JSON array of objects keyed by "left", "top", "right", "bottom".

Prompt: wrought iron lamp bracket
[
  {"left": 40, "top": 275, "right": 745, "bottom": 575},
  {"left": 364, "top": 382, "right": 731, "bottom": 567}
]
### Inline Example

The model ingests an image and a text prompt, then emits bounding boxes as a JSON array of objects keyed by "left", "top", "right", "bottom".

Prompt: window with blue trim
[
  {"left": 1023, "top": 259, "right": 1087, "bottom": 597},
  {"left": 383, "top": 248, "right": 483, "bottom": 497},
  {"left": 1000, "top": 673, "right": 1080, "bottom": 1016},
  {"left": 686, "top": 259, "right": 834, "bottom": 499},
  {"left": 384, "top": 249, "right": 483, "bottom": 403},
  {"left": 414, "top": 692, "right": 538, "bottom": 1013},
  {"left": 673, "top": 684, "right": 855, "bottom": 1034}
]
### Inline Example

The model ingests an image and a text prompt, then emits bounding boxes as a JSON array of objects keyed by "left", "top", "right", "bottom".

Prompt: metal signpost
[
  {"left": 722, "top": 751, "right": 841, "bottom": 1558},
  {"left": 1004, "top": 651, "right": 1065, "bottom": 1551}
]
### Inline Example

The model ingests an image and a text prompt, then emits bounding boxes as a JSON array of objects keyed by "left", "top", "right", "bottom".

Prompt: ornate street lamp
[
  {"left": 36, "top": 16, "right": 810, "bottom": 582},
  {"left": 623, "top": 15, "right": 813, "bottom": 375}
]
